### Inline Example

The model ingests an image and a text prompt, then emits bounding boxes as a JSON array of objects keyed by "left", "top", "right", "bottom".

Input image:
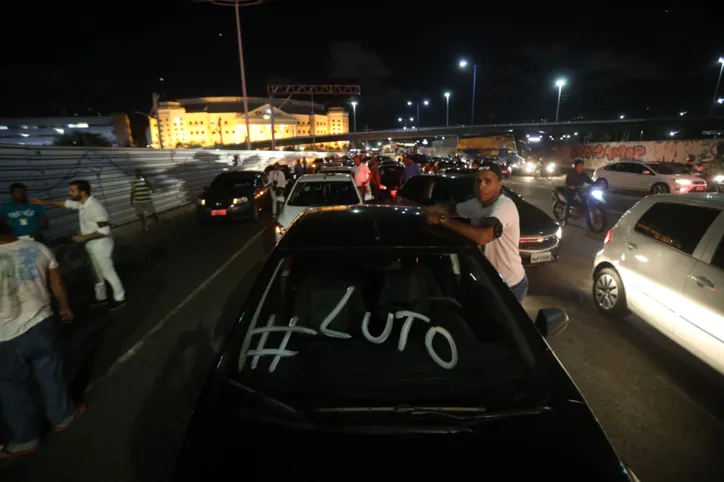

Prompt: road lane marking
[{"left": 86, "top": 223, "right": 270, "bottom": 394}]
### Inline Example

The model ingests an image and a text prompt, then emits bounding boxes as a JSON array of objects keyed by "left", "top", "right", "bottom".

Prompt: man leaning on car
[{"left": 423, "top": 161, "right": 528, "bottom": 303}]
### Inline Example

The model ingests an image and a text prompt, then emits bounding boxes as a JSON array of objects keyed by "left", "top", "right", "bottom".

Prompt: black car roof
[{"left": 278, "top": 205, "right": 474, "bottom": 250}]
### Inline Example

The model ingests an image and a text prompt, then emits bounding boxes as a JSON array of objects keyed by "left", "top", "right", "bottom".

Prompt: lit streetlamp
[
  {"left": 712, "top": 57, "right": 724, "bottom": 117},
  {"left": 554, "top": 79, "right": 566, "bottom": 122},
  {"left": 407, "top": 100, "right": 429, "bottom": 126},
  {"left": 619, "top": 114, "right": 625, "bottom": 119},
  {"left": 444, "top": 92, "right": 451, "bottom": 126},
  {"left": 350, "top": 101, "right": 358, "bottom": 132},
  {"left": 459, "top": 59, "right": 478, "bottom": 126}
]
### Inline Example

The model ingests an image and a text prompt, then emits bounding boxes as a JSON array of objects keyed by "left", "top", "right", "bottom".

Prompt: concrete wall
[
  {"left": 0, "top": 146, "right": 335, "bottom": 238},
  {"left": 565, "top": 139, "right": 724, "bottom": 170}
]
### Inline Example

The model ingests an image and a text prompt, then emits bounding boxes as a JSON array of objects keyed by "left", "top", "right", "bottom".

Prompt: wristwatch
[{"left": 439, "top": 214, "right": 449, "bottom": 224}]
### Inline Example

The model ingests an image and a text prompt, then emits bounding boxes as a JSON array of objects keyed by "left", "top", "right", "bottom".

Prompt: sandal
[
  {"left": 0, "top": 441, "right": 39, "bottom": 460},
  {"left": 55, "top": 404, "right": 87, "bottom": 433}
]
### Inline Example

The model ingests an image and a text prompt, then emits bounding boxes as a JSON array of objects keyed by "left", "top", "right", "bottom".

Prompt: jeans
[
  {"left": 87, "top": 238, "right": 125, "bottom": 302},
  {"left": 0, "top": 318, "right": 74, "bottom": 445},
  {"left": 563, "top": 188, "right": 577, "bottom": 222},
  {"left": 510, "top": 275, "right": 529, "bottom": 303}
]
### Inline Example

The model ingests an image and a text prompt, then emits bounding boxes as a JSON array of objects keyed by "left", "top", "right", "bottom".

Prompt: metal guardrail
[{"left": 0, "top": 146, "right": 334, "bottom": 239}]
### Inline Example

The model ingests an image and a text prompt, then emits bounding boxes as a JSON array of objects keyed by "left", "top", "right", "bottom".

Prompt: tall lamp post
[
  {"left": 200, "top": 0, "right": 264, "bottom": 150},
  {"left": 444, "top": 92, "right": 451, "bottom": 126},
  {"left": 407, "top": 100, "right": 429, "bottom": 126},
  {"left": 458, "top": 59, "right": 478, "bottom": 126},
  {"left": 711, "top": 57, "right": 724, "bottom": 117},
  {"left": 554, "top": 78, "right": 566, "bottom": 122},
  {"left": 350, "top": 101, "right": 358, "bottom": 132}
]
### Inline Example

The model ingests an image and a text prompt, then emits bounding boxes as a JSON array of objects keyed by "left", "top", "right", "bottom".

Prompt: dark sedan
[
  {"left": 395, "top": 174, "right": 561, "bottom": 265},
  {"left": 171, "top": 206, "right": 637, "bottom": 482},
  {"left": 196, "top": 170, "right": 271, "bottom": 222}
]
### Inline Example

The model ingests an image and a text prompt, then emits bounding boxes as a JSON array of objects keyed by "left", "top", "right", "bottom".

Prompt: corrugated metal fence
[{"left": 0, "top": 146, "right": 335, "bottom": 238}]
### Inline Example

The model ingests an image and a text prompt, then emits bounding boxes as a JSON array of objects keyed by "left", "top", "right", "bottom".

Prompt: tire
[
  {"left": 586, "top": 206, "right": 607, "bottom": 233},
  {"left": 651, "top": 182, "right": 670, "bottom": 194},
  {"left": 552, "top": 199, "right": 565, "bottom": 221},
  {"left": 597, "top": 178, "right": 609, "bottom": 190},
  {"left": 593, "top": 267, "right": 629, "bottom": 318}
]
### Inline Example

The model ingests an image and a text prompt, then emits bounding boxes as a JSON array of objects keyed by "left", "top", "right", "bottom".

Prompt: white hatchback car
[
  {"left": 275, "top": 173, "right": 363, "bottom": 242},
  {"left": 592, "top": 194, "right": 724, "bottom": 375},
  {"left": 592, "top": 161, "right": 706, "bottom": 194}
]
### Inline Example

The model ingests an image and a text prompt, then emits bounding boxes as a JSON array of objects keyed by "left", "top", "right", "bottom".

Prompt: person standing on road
[
  {"left": 130, "top": 169, "right": 161, "bottom": 232},
  {"left": 33, "top": 180, "right": 126, "bottom": 309},
  {"left": 268, "top": 163, "right": 287, "bottom": 218},
  {"left": 402, "top": 154, "right": 422, "bottom": 182},
  {"left": 352, "top": 155, "right": 370, "bottom": 200},
  {"left": 563, "top": 159, "right": 594, "bottom": 226},
  {"left": 369, "top": 158, "right": 382, "bottom": 203},
  {"left": 0, "top": 183, "right": 49, "bottom": 243},
  {"left": 0, "top": 220, "right": 84, "bottom": 460},
  {"left": 423, "top": 162, "right": 528, "bottom": 303}
]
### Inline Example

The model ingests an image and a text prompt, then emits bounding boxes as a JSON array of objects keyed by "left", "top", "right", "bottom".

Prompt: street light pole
[
  {"left": 458, "top": 60, "right": 478, "bottom": 127},
  {"left": 444, "top": 92, "right": 451, "bottom": 126},
  {"left": 711, "top": 57, "right": 724, "bottom": 117},
  {"left": 233, "top": 1, "right": 252, "bottom": 149},
  {"left": 555, "top": 79, "right": 566, "bottom": 122},
  {"left": 351, "top": 101, "right": 358, "bottom": 132}
]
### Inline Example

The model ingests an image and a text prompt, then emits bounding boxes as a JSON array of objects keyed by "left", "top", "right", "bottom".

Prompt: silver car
[{"left": 592, "top": 193, "right": 724, "bottom": 375}]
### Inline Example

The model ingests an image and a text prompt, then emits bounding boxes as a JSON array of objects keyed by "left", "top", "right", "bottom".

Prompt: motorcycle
[{"left": 551, "top": 185, "right": 607, "bottom": 233}]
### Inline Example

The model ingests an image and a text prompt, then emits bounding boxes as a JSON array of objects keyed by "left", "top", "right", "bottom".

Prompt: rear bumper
[{"left": 196, "top": 202, "right": 255, "bottom": 221}]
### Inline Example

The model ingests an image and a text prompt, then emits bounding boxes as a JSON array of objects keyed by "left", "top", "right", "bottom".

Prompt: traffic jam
[{"left": 4, "top": 142, "right": 724, "bottom": 481}]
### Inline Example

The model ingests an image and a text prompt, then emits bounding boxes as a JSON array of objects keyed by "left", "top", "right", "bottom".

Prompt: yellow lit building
[{"left": 148, "top": 96, "right": 349, "bottom": 150}]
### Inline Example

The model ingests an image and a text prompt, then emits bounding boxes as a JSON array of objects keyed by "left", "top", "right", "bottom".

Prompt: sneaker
[
  {"left": 55, "top": 404, "right": 87, "bottom": 433},
  {"left": 109, "top": 299, "right": 127, "bottom": 311},
  {"left": 0, "top": 440, "right": 40, "bottom": 460}
]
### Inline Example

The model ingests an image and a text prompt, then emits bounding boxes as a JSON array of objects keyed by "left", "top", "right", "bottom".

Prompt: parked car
[
  {"left": 593, "top": 194, "right": 724, "bottom": 375},
  {"left": 396, "top": 174, "right": 561, "bottom": 265},
  {"left": 275, "top": 173, "right": 362, "bottom": 242},
  {"left": 197, "top": 171, "right": 271, "bottom": 222},
  {"left": 171, "top": 206, "right": 638, "bottom": 482},
  {"left": 592, "top": 161, "right": 707, "bottom": 194}
]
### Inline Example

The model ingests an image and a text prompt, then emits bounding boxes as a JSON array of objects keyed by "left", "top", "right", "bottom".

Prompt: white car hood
[{"left": 277, "top": 205, "right": 307, "bottom": 230}]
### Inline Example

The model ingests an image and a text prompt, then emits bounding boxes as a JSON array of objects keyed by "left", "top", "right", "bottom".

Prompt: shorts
[{"left": 134, "top": 201, "right": 156, "bottom": 216}]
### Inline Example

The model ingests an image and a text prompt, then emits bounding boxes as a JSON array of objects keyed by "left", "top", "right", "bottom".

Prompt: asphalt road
[{"left": 2, "top": 180, "right": 724, "bottom": 482}]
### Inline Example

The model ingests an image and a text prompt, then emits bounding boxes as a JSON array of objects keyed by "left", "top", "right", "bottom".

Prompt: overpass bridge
[{"left": 247, "top": 117, "right": 724, "bottom": 149}]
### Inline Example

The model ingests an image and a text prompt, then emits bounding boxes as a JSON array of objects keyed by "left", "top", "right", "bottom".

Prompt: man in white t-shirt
[
  {"left": 268, "top": 163, "right": 287, "bottom": 217},
  {"left": 351, "top": 155, "right": 370, "bottom": 200},
  {"left": 423, "top": 162, "right": 528, "bottom": 302},
  {"left": 33, "top": 180, "right": 126, "bottom": 309},
  {"left": 0, "top": 220, "right": 84, "bottom": 459}
]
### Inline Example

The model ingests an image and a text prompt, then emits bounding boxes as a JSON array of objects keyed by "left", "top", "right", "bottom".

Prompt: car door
[
  {"left": 618, "top": 162, "right": 649, "bottom": 191},
  {"left": 600, "top": 163, "right": 624, "bottom": 189},
  {"left": 620, "top": 201, "right": 721, "bottom": 334},
  {"left": 675, "top": 211, "right": 724, "bottom": 373}
]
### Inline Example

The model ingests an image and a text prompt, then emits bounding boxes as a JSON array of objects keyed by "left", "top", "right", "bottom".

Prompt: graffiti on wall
[{"left": 569, "top": 140, "right": 724, "bottom": 169}]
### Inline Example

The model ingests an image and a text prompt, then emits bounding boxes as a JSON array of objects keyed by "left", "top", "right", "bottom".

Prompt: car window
[
  {"left": 710, "top": 235, "right": 724, "bottom": 271},
  {"left": 634, "top": 202, "right": 721, "bottom": 255},
  {"left": 235, "top": 250, "right": 542, "bottom": 408},
  {"left": 209, "top": 173, "right": 256, "bottom": 189},
  {"left": 624, "top": 163, "right": 647, "bottom": 174},
  {"left": 604, "top": 163, "right": 622, "bottom": 172},
  {"left": 647, "top": 163, "right": 679, "bottom": 175},
  {"left": 399, "top": 176, "right": 432, "bottom": 201},
  {"left": 287, "top": 181, "right": 359, "bottom": 207}
]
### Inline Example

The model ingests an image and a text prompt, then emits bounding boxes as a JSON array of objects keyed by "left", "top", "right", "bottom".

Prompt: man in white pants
[
  {"left": 34, "top": 180, "right": 126, "bottom": 310},
  {"left": 268, "top": 163, "right": 287, "bottom": 218}
]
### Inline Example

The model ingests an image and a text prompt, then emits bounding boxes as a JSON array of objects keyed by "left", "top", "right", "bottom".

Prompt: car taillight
[{"left": 603, "top": 229, "right": 613, "bottom": 244}]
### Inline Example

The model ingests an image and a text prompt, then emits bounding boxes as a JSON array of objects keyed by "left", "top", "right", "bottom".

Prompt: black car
[
  {"left": 395, "top": 174, "right": 561, "bottom": 265},
  {"left": 171, "top": 206, "right": 637, "bottom": 482},
  {"left": 197, "top": 170, "right": 271, "bottom": 222}
]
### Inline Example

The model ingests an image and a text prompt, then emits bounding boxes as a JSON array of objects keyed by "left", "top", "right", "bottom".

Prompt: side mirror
[{"left": 535, "top": 308, "right": 569, "bottom": 338}]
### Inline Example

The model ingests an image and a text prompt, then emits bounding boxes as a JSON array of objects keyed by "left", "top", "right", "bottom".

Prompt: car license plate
[
  {"left": 530, "top": 251, "right": 552, "bottom": 264},
  {"left": 211, "top": 209, "right": 227, "bottom": 216},
  {"left": 693, "top": 186, "right": 705, "bottom": 192}
]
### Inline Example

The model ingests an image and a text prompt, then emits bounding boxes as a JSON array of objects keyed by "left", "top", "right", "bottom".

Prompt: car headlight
[
  {"left": 555, "top": 226, "right": 562, "bottom": 239},
  {"left": 546, "top": 163, "right": 555, "bottom": 172},
  {"left": 715, "top": 175, "right": 724, "bottom": 183},
  {"left": 232, "top": 197, "right": 249, "bottom": 205},
  {"left": 198, "top": 198, "right": 206, "bottom": 206},
  {"left": 525, "top": 162, "right": 535, "bottom": 172},
  {"left": 674, "top": 179, "right": 691, "bottom": 185},
  {"left": 591, "top": 189, "right": 604, "bottom": 201},
  {"left": 275, "top": 224, "right": 285, "bottom": 235}
]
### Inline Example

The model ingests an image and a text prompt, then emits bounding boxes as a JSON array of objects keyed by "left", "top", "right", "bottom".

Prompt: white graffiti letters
[
  {"left": 246, "top": 315, "right": 317, "bottom": 372},
  {"left": 319, "top": 286, "right": 355, "bottom": 339}
]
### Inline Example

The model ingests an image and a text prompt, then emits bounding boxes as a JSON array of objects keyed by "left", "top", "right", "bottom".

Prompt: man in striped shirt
[{"left": 130, "top": 169, "right": 160, "bottom": 231}]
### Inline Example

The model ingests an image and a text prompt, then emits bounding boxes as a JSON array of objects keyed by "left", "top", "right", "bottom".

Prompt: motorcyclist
[{"left": 563, "top": 159, "right": 594, "bottom": 225}]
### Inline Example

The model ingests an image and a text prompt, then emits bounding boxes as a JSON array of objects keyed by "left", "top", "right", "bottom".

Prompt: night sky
[{"left": 2, "top": 0, "right": 722, "bottom": 129}]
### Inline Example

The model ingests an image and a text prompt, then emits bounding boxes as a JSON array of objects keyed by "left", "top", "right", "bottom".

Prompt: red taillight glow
[
  {"left": 604, "top": 229, "right": 613, "bottom": 244},
  {"left": 391, "top": 189, "right": 398, "bottom": 198}
]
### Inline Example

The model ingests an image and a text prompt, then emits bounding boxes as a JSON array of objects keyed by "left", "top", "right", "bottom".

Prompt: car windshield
[
  {"left": 287, "top": 181, "right": 359, "bottom": 207},
  {"left": 234, "top": 249, "right": 543, "bottom": 409},
  {"left": 649, "top": 163, "right": 684, "bottom": 174},
  {"left": 210, "top": 173, "right": 256, "bottom": 189}
]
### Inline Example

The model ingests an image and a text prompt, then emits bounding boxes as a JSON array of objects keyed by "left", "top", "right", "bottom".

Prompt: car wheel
[
  {"left": 597, "top": 178, "right": 609, "bottom": 189},
  {"left": 651, "top": 182, "right": 670, "bottom": 194},
  {"left": 593, "top": 267, "right": 629, "bottom": 318}
]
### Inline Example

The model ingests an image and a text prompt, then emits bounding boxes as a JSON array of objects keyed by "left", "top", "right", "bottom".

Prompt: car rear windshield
[
  {"left": 235, "top": 249, "right": 542, "bottom": 408},
  {"left": 287, "top": 180, "right": 359, "bottom": 207},
  {"left": 210, "top": 173, "right": 256, "bottom": 189}
]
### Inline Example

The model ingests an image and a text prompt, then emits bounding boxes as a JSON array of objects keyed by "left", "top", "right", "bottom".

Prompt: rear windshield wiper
[{"left": 228, "top": 379, "right": 304, "bottom": 420}]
